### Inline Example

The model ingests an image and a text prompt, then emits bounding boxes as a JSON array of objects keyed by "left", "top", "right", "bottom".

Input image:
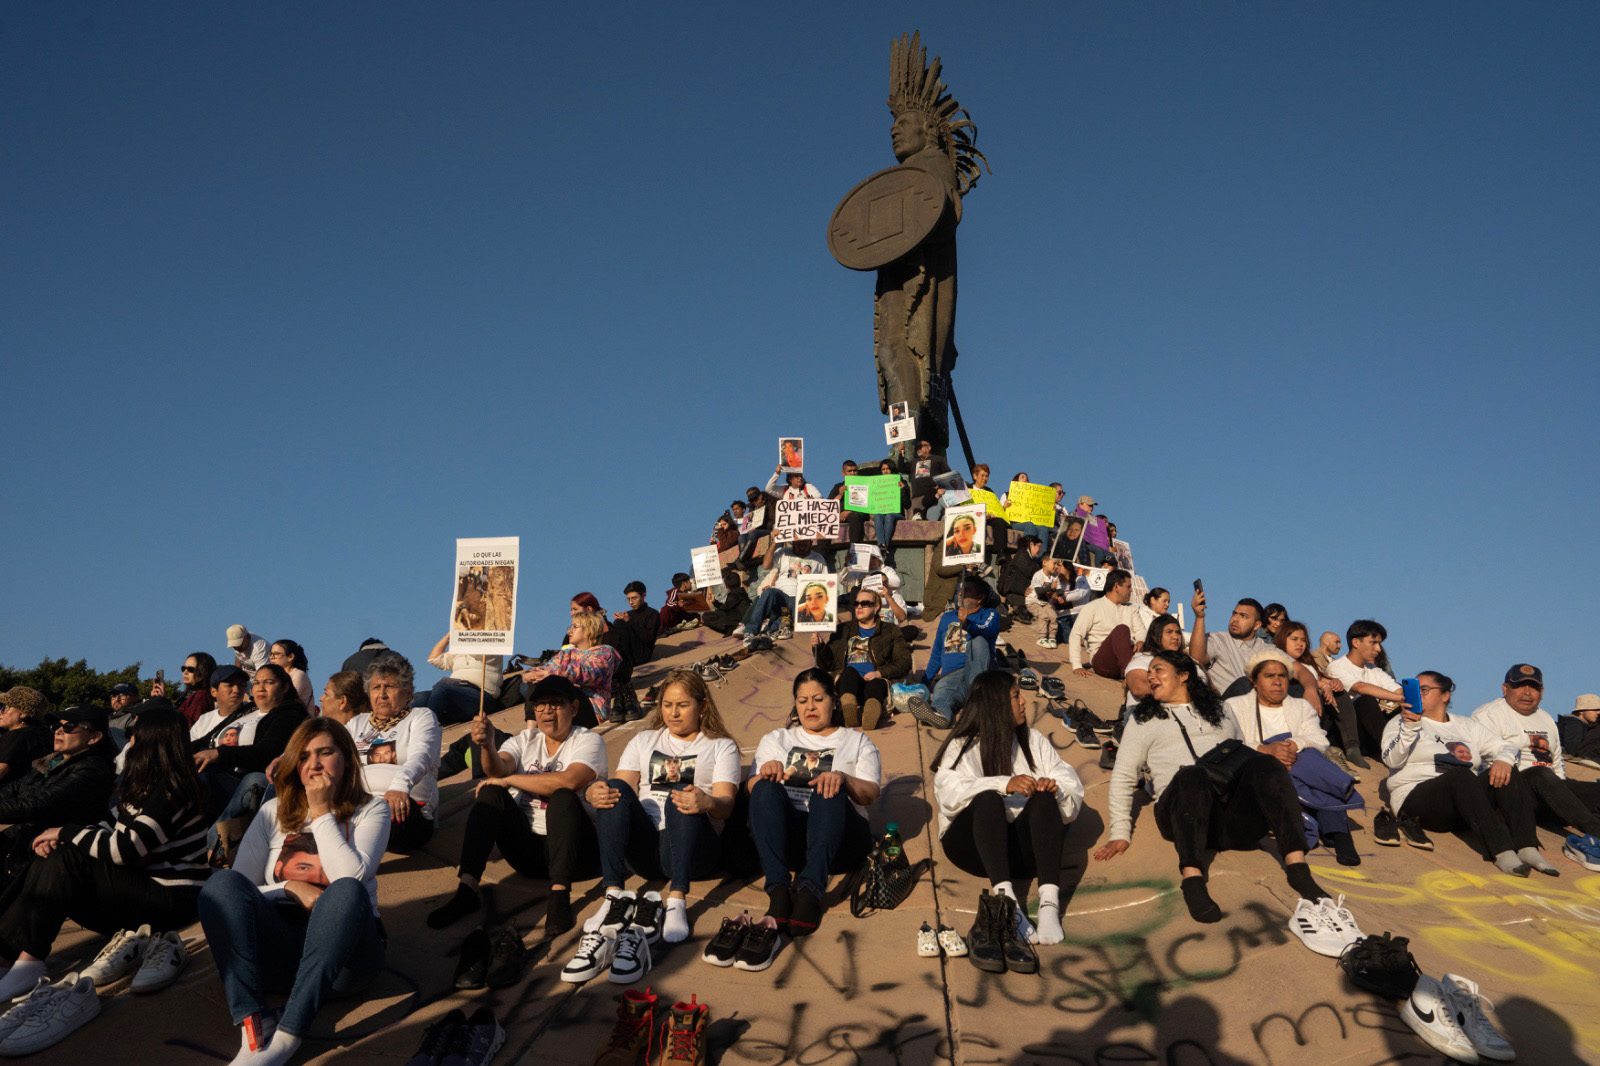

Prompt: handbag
[
  {"left": 847, "top": 840, "right": 920, "bottom": 918},
  {"left": 1174, "top": 714, "right": 1255, "bottom": 799}
]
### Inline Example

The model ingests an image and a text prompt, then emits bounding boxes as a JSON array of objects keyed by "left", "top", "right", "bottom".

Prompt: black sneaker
[
  {"left": 629, "top": 891, "right": 664, "bottom": 944},
  {"left": 1372, "top": 809, "right": 1401, "bottom": 847},
  {"left": 1098, "top": 742, "right": 1117, "bottom": 771},
  {"left": 405, "top": 1008, "right": 464, "bottom": 1066},
  {"left": 733, "top": 915, "right": 783, "bottom": 971},
  {"left": 700, "top": 913, "right": 749, "bottom": 967},
  {"left": 1396, "top": 814, "right": 1433, "bottom": 851},
  {"left": 453, "top": 928, "right": 490, "bottom": 990},
  {"left": 1077, "top": 702, "right": 1114, "bottom": 734},
  {"left": 439, "top": 1006, "right": 506, "bottom": 1066},
  {"left": 485, "top": 926, "right": 526, "bottom": 989},
  {"left": 1074, "top": 722, "right": 1101, "bottom": 750},
  {"left": 907, "top": 693, "right": 951, "bottom": 729}
]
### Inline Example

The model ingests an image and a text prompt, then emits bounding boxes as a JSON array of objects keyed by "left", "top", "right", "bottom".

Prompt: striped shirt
[{"left": 63, "top": 793, "right": 210, "bottom": 890}]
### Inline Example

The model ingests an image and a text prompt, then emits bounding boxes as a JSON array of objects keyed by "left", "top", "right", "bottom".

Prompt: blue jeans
[
  {"left": 413, "top": 678, "right": 491, "bottom": 724},
  {"left": 197, "top": 870, "right": 386, "bottom": 1036},
  {"left": 873, "top": 513, "right": 900, "bottom": 551},
  {"left": 930, "top": 634, "right": 993, "bottom": 723},
  {"left": 1013, "top": 521, "right": 1051, "bottom": 553},
  {"left": 594, "top": 780, "right": 721, "bottom": 893},
  {"left": 743, "top": 588, "right": 794, "bottom": 634},
  {"left": 1081, "top": 543, "right": 1109, "bottom": 567},
  {"left": 208, "top": 773, "right": 273, "bottom": 853},
  {"left": 926, "top": 500, "right": 946, "bottom": 522},
  {"left": 747, "top": 780, "right": 872, "bottom": 894}
]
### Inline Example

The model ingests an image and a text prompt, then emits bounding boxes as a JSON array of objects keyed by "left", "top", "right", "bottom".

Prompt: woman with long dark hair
[
  {"left": 1094, "top": 649, "right": 1331, "bottom": 925},
  {"left": 932, "top": 670, "right": 1083, "bottom": 971},
  {"left": 267, "top": 641, "right": 315, "bottom": 714},
  {"left": 0, "top": 707, "right": 210, "bottom": 1000},
  {"left": 198, "top": 717, "right": 389, "bottom": 1065}
]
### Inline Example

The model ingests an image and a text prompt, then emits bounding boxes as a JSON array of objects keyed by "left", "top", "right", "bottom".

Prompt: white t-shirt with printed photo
[
  {"left": 750, "top": 726, "right": 882, "bottom": 815},
  {"left": 617, "top": 728, "right": 742, "bottom": 831},
  {"left": 498, "top": 725, "right": 608, "bottom": 834}
]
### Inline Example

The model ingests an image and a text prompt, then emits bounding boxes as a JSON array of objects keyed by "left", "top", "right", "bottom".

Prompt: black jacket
[
  {"left": 624, "top": 605, "right": 662, "bottom": 662},
  {"left": 814, "top": 619, "right": 913, "bottom": 682},
  {"left": 0, "top": 744, "right": 116, "bottom": 830},
  {"left": 999, "top": 551, "right": 1042, "bottom": 599},
  {"left": 1558, "top": 714, "right": 1600, "bottom": 759},
  {"left": 212, "top": 698, "right": 309, "bottom": 775}
]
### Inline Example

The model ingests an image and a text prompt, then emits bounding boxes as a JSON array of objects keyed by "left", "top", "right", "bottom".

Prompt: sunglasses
[
  {"left": 54, "top": 721, "right": 91, "bottom": 734},
  {"left": 854, "top": 600, "right": 878, "bottom": 607}
]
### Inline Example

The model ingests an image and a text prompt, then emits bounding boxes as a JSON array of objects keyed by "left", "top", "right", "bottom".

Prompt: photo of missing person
[
  {"left": 1435, "top": 740, "right": 1474, "bottom": 771},
  {"left": 779, "top": 437, "right": 804, "bottom": 473},
  {"left": 217, "top": 726, "right": 241, "bottom": 747},
  {"left": 796, "top": 581, "right": 834, "bottom": 625},
  {"left": 942, "top": 505, "right": 985, "bottom": 565},
  {"left": 889, "top": 401, "right": 909, "bottom": 421},
  {"left": 943, "top": 620, "right": 969, "bottom": 655},
  {"left": 649, "top": 751, "right": 697, "bottom": 787},
  {"left": 365, "top": 740, "right": 397, "bottom": 765},
  {"left": 784, "top": 748, "right": 833, "bottom": 785},
  {"left": 1528, "top": 732, "right": 1553, "bottom": 766},
  {"left": 273, "top": 833, "right": 329, "bottom": 887}
]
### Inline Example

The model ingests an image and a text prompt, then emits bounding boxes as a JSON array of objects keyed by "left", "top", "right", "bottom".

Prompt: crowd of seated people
[{"left": 2, "top": 442, "right": 1596, "bottom": 1066}]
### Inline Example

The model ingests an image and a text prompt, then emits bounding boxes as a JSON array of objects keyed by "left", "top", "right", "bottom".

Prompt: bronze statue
[{"left": 828, "top": 32, "right": 987, "bottom": 456}]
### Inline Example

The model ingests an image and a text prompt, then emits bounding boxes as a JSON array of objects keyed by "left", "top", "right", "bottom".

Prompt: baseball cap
[
  {"left": 1504, "top": 664, "right": 1543, "bottom": 687},
  {"left": 56, "top": 705, "right": 110, "bottom": 735},
  {"left": 108, "top": 682, "right": 139, "bottom": 699},
  {"left": 1574, "top": 694, "right": 1600, "bottom": 712},
  {"left": 210, "top": 665, "right": 248, "bottom": 688},
  {"left": 226, "top": 624, "right": 249, "bottom": 649},
  {"left": 525, "top": 675, "right": 584, "bottom": 714}
]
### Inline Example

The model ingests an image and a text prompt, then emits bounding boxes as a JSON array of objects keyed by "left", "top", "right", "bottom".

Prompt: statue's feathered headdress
[{"left": 887, "top": 31, "right": 989, "bottom": 196}]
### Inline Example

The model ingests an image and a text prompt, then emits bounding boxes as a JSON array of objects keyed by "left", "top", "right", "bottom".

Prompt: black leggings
[
  {"left": 1520, "top": 766, "right": 1600, "bottom": 838},
  {"left": 835, "top": 669, "right": 889, "bottom": 708},
  {"left": 458, "top": 785, "right": 600, "bottom": 886},
  {"left": 1154, "top": 756, "right": 1306, "bottom": 872},
  {"left": 940, "top": 791, "right": 1064, "bottom": 889},
  {"left": 1402, "top": 766, "right": 1536, "bottom": 856},
  {"left": 0, "top": 845, "right": 199, "bottom": 960},
  {"left": 389, "top": 798, "right": 435, "bottom": 854}
]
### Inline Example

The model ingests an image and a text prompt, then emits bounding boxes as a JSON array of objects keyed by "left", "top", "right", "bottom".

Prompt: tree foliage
[{"left": 0, "top": 657, "right": 150, "bottom": 712}]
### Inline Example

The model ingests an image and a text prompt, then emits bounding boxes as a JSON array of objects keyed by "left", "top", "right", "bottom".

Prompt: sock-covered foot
[
  {"left": 1493, "top": 850, "right": 1531, "bottom": 876},
  {"left": 789, "top": 884, "right": 823, "bottom": 937},
  {"left": 1517, "top": 847, "right": 1560, "bottom": 875},
  {"left": 228, "top": 1029, "right": 302, "bottom": 1066},
  {"left": 427, "top": 883, "right": 481, "bottom": 930},
  {"left": 1326, "top": 832, "right": 1361, "bottom": 867},
  {"left": 0, "top": 959, "right": 47, "bottom": 1001},
  {"left": 662, "top": 898, "right": 690, "bottom": 943},
  {"left": 765, "top": 883, "right": 794, "bottom": 927},
  {"left": 545, "top": 889, "right": 574, "bottom": 936},
  {"left": 1285, "top": 862, "right": 1328, "bottom": 902},
  {"left": 1181, "top": 876, "right": 1222, "bottom": 923},
  {"left": 1033, "top": 885, "right": 1064, "bottom": 945}
]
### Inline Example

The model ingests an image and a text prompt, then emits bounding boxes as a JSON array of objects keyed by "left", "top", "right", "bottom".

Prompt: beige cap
[
  {"left": 1575, "top": 694, "right": 1600, "bottom": 712},
  {"left": 1246, "top": 649, "right": 1296, "bottom": 678},
  {"left": 225, "top": 624, "right": 249, "bottom": 649}
]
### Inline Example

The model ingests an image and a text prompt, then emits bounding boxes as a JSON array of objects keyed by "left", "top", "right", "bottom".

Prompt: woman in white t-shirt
[
  {"left": 932, "top": 670, "right": 1084, "bottom": 956},
  {"left": 1379, "top": 670, "right": 1540, "bottom": 876},
  {"left": 1123, "top": 614, "right": 1185, "bottom": 710},
  {"left": 748, "top": 669, "right": 882, "bottom": 938},
  {"left": 585, "top": 669, "right": 741, "bottom": 943},
  {"left": 197, "top": 718, "right": 389, "bottom": 1066},
  {"left": 1094, "top": 650, "right": 1329, "bottom": 924},
  {"left": 426, "top": 675, "right": 605, "bottom": 937}
]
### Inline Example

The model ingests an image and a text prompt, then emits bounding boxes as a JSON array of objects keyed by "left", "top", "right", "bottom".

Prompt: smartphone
[
  {"left": 1193, "top": 579, "right": 1204, "bottom": 594},
  {"left": 155, "top": 669, "right": 164, "bottom": 684},
  {"left": 1401, "top": 677, "right": 1422, "bottom": 714}
]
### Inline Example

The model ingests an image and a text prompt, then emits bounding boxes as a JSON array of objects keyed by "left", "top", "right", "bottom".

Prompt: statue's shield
[{"left": 827, "top": 164, "right": 949, "bottom": 271}]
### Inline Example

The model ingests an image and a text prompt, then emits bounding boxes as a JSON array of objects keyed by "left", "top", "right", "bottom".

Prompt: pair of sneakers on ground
[
  {"left": 0, "top": 971, "right": 101, "bottom": 1056},
  {"left": 0, "top": 923, "right": 185, "bottom": 1003},
  {"left": 1401, "top": 972, "right": 1516, "bottom": 1063},
  {"left": 403, "top": 1006, "right": 506, "bottom": 1066},
  {"left": 562, "top": 890, "right": 669, "bottom": 985},
  {"left": 594, "top": 988, "right": 709, "bottom": 1066},
  {"left": 1374, "top": 808, "right": 1572, "bottom": 876},
  {"left": 1287, "top": 894, "right": 1364, "bottom": 957}
]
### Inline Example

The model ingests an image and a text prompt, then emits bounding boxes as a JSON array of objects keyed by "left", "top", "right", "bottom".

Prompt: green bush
[{"left": 0, "top": 658, "right": 150, "bottom": 712}]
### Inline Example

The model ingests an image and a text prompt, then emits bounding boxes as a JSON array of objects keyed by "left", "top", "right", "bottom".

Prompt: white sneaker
[
  {"left": 130, "top": 931, "right": 187, "bottom": 993},
  {"left": 917, "top": 922, "right": 939, "bottom": 957},
  {"left": 1317, "top": 895, "right": 1364, "bottom": 951},
  {"left": 0, "top": 972, "right": 100, "bottom": 1055},
  {"left": 1441, "top": 973, "right": 1515, "bottom": 1062},
  {"left": 82, "top": 924, "right": 151, "bottom": 987},
  {"left": 730, "top": 624, "right": 746, "bottom": 639},
  {"left": 559, "top": 930, "right": 616, "bottom": 984},
  {"left": 608, "top": 927, "right": 652, "bottom": 985},
  {"left": 0, "top": 979, "right": 55, "bottom": 1044},
  {"left": 1401, "top": 974, "right": 1481, "bottom": 1063},
  {"left": 1287, "top": 898, "right": 1347, "bottom": 957}
]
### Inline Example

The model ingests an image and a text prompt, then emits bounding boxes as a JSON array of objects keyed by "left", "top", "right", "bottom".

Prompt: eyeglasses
[{"left": 1418, "top": 685, "right": 1443, "bottom": 693}]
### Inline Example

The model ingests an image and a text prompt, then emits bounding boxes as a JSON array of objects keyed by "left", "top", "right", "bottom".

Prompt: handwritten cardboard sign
[{"left": 774, "top": 497, "right": 840, "bottom": 543}]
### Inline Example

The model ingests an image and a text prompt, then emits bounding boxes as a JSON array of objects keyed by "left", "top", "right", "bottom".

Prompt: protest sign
[
  {"left": 1131, "top": 574, "right": 1149, "bottom": 604},
  {"left": 1006, "top": 481, "right": 1056, "bottom": 526},
  {"left": 845, "top": 484, "right": 871, "bottom": 511},
  {"left": 843, "top": 474, "right": 902, "bottom": 514},
  {"left": 889, "top": 400, "right": 910, "bottom": 421},
  {"left": 739, "top": 505, "right": 765, "bottom": 534},
  {"left": 1085, "top": 568, "right": 1110, "bottom": 593},
  {"left": 690, "top": 545, "right": 722, "bottom": 590},
  {"left": 934, "top": 469, "right": 970, "bottom": 506},
  {"left": 847, "top": 543, "right": 881, "bottom": 571},
  {"left": 793, "top": 574, "right": 838, "bottom": 633},
  {"left": 1112, "top": 538, "right": 1135, "bottom": 572},
  {"left": 941, "top": 503, "right": 986, "bottom": 566},
  {"left": 884, "top": 417, "right": 915, "bottom": 444},
  {"left": 449, "top": 537, "right": 519, "bottom": 656},
  {"left": 969, "top": 487, "right": 1004, "bottom": 519},
  {"left": 1051, "top": 513, "right": 1087, "bottom": 564},
  {"left": 779, "top": 437, "right": 804, "bottom": 473},
  {"left": 774, "top": 497, "right": 840, "bottom": 543}
]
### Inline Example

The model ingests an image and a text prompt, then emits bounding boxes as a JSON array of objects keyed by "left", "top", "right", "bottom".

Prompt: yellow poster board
[
  {"left": 969, "top": 488, "right": 1005, "bottom": 521},
  {"left": 1005, "top": 481, "right": 1056, "bottom": 526}
]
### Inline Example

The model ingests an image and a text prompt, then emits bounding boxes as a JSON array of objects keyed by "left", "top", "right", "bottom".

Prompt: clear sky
[{"left": 5, "top": 3, "right": 1596, "bottom": 710}]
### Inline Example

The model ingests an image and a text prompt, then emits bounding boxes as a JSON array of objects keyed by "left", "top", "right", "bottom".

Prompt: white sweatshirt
[
  {"left": 932, "top": 728, "right": 1083, "bottom": 838},
  {"left": 1469, "top": 698, "right": 1566, "bottom": 778},
  {"left": 1068, "top": 597, "right": 1137, "bottom": 669},
  {"left": 1223, "top": 693, "right": 1329, "bottom": 752},
  {"left": 235, "top": 795, "right": 391, "bottom": 912},
  {"left": 1108, "top": 703, "right": 1242, "bottom": 843},
  {"left": 347, "top": 708, "right": 443, "bottom": 818},
  {"left": 1380, "top": 714, "right": 1519, "bottom": 814}
]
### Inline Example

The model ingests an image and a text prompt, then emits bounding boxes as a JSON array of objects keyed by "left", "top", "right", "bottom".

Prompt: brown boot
[
  {"left": 659, "top": 994, "right": 708, "bottom": 1066},
  {"left": 840, "top": 693, "right": 861, "bottom": 727},
  {"left": 595, "top": 987, "right": 658, "bottom": 1066},
  {"left": 862, "top": 697, "right": 885, "bottom": 730}
]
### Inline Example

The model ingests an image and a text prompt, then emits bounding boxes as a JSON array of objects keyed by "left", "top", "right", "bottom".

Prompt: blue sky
[{"left": 5, "top": 3, "right": 1596, "bottom": 709}]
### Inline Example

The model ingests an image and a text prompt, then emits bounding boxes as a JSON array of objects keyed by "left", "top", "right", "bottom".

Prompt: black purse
[
  {"left": 1174, "top": 715, "right": 1255, "bottom": 799},
  {"left": 847, "top": 840, "right": 921, "bottom": 917}
]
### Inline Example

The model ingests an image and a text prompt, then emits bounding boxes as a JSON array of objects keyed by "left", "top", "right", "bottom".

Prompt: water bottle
[
  {"left": 1401, "top": 677, "right": 1422, "bottom": 714},
  {"left": 883, "top": 822, "right": 903, "bottom": 859}
]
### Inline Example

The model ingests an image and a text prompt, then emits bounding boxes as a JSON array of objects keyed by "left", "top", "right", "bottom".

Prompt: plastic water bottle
[
  {"left": 883, "top": 822, "right": 903, "bottom": 859},
  {"left": 1401, "top": 677, "right": 1422, "bottom": 714}
]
